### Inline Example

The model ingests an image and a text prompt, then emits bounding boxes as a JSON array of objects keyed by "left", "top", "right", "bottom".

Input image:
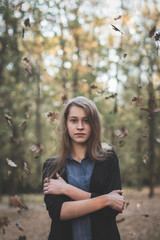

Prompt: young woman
[{"left": 43, "top": 96, "right": 125, "bottom": 240}]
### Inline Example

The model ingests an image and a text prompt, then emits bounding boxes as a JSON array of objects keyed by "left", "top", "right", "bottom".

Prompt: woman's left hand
[{"left": 43, "top": 173, "right": 68, "bottom": 195}]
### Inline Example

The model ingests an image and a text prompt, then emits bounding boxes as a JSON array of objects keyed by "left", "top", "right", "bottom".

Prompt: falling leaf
[
  {"left": 15, "top": 221, "right": 24, "bottom": 231},
  {"left": 87, "top": 63, "right": 92, "bottom": 68},
  {"left": 23, "top": 57, "right": 32, "bottom": 74},
  {"left": 132, "top": 97, "right": 143, "bottom": 106},
  {"left": 137, "top": 201, "right": 142, "bottom": 209},
  {"left": 30, "top": 144, "right": 44, "bottom": 154},
  {"left": 158, "top": 126, "right": 160, "bottom": 133},
  {"left": 140, "top": 132, "right": 149, "bottom": 138},
  {"left": 123, "top": 53, "right": 127, "bottom": 59},
  {"left": 125, "top": 201, "right": 129, "bottom": 209},
  {"left": 104, "top": 93, "right": 117, "bottom": 100},
  {"left": 111, "top": 24, "right": 123, "bottom": 34},
  {"left": 96, "top": 89, "right": 105, "bottom": 94},
  {"left": 5, "top": 113, "right": 12, "bottom": 126},
  {"left": 143, "top": 152, "right": 148, "bottom": 165},
  {"left": 116, "top": 218, "right": 125, "bottom": 223},
  {"left": 156, "top": 138, "right": 160, "bottom": 143},
  {"left": 47, "top": 112, "right": 58, "bottom": 122},
  {"left": 81, "top": 79, "right": 87, "bottom": 83},
  {"left": 10, "top": 196, "right": 28, "bottom": 210},
  {"left": 140, "top": 107, "right": 151, "bottom": 113},
  {"left": 24, "top": 162, "right": 30, "bottom": 175},
  {"left": 12, "top": 2, "right": 24, "bottom": 11},
  {"left": 154, "top": 108, "right": 160, "bottom": 113},
  {"left": 90, "top": 84, "right": 98, "bottom": 89},
  {"left": 118, "top": 140, "right": 125, "bottom": 147},
  {"left": 6, "top": 158, "right": 17, "bottom": 167},
  {"left": 19, "top": 120, "right": 27, "bottom": 128},
  {"left": 22, "top": 28, "right": 25, "bottom": 38},
  {"left": 149, "top": 26, "right": 156, "bottom": 38},
  {"left": 25, "top": 112, "right": 30, "bottom": 119},
  {"left": 114, "top": 15, "right": 122, "bottom": 21},
  {"left": 155, "top": 31, "right": 160, "bottom": 41},
  {"left": 61, "top": 95, "right": 68, "bottom": 104},
  {"left": 115, "top": 128, "right": 128, "bottom": 138},
  {"left": 24, "top": 18, "right": 31, "bottom": 27}
]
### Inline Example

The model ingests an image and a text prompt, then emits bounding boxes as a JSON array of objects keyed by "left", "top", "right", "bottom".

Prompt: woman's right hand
[{"left": 106, "top": 190, "right": 125, "bottom": 212}]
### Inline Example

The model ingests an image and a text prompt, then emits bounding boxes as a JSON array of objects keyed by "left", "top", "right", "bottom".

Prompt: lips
[{"left": 75, "top": 133, "right": 86, "bottom": 135}]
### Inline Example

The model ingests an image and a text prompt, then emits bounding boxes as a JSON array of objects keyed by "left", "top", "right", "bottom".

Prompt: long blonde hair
[{"left": 44, "top": 96, "right": 108, "bottom": 178}]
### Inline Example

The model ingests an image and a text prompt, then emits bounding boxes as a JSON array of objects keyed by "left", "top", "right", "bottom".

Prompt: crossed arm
[{"left": 43, "top": 173, "right": 125, "bottom": 221}]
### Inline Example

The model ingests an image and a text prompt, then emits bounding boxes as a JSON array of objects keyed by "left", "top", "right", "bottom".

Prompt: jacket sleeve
[
  {"left": 43, "top": 160, "right": 71, "bottom": 223},
  {"left": 90, "top": 151, "right": 122, "bottom": 218}
]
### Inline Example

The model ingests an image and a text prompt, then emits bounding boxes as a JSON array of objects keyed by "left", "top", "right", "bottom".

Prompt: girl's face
[{"left": 67, "top": 105, "right": 91, "bottom": 145}]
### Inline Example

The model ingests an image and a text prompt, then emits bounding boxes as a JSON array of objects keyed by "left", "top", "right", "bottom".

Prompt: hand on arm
[
  {"left": 43, "top": 173, "right": 91, "bottom": 200},
  {"left": 60, "top": 190, "right": 124, "bottom": 220}
]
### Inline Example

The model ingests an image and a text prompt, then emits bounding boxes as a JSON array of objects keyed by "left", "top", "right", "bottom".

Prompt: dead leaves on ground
[{"left": 0, "top": 216, "right": 10, "bottom": 234}]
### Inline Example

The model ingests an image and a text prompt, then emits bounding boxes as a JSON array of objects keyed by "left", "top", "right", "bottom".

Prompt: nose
[{"left": 77, "top": 121, "right": 83, "bottom": 130}]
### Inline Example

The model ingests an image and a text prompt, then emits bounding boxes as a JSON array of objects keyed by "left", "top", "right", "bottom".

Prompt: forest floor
[{"left": 0, "top": 187, "right": 160, "bottom": 240}]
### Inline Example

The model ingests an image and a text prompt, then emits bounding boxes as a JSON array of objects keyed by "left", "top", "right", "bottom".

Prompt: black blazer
[{"left": 43, "top": 151, "right": 121, "bottom": 240}]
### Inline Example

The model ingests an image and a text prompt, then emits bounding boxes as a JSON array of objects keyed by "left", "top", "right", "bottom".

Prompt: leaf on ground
[
  {"left": 0, "top": 216, "right": 10, "bottom": 228},
  {"left": 18, "top": 236, "right": 27, "bottom": 240},
  {"left": 132, "top": 97, "right": 143, "bottom": 106},
  {"left": 116, "top": 218, "right": 125, "bottom": 223},
  {"left": 30, "top": 144, "right": 44, "bottom": 154},
  {"left": 12, "top": 2, "right": 24, "bottom": 11},
  {"left": 10, "top": 196, "right": 28, "bottom": 210},
  {"left": 111, "top": 24, "right": 123, "bottom": 34},
  {"left": 47, "top": 112, "right": 58, "bottom": 122},
  {"left": 141, "top": 213, "right": 150, "bottom": 218},
  {"left": 6, "top": 158, "right": 17, "bottom": 167},
  {"left": 15, "top": 221, "right": 24, "bottom": 231},
  {"left": 115, "top": 128, "right": 128, "bottom": 138},
  {"left": 136, "top": 201, "right": 142, "bottom": 209}
]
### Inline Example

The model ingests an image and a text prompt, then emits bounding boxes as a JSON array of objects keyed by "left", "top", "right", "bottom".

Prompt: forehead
[{"left": 68, "top": 105, "right": 87, "bottom": 117}]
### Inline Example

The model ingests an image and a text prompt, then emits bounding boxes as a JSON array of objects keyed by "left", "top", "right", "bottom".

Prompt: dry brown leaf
[
  {"left": 0, "top": 216, "right": 10, "bottom": 228},
  {"left": 24, "top": 162, "right": 30, "bottom": 175},
  {"left": 105, "top": 93, "right": 117, "bottom": 100},
  {"left": 61, "top": 95, "right": 68, "bottom": 104},
  {"left": 143, "top": 152, "right": 148, "bottom": 164},
  {"left": 24, "top": 18, "right": 31, "bottom": 27},
  {"left": 149, "top": 26, "right": 156, "bottom": 38},
  {"left": 12, "top": 2, "right": 24, "bottom": 11},
  {"left": 47, "top": 112, "right": 58, "bottom": 122},
  {"left": 19, "top": 120, "right": 27, "bottom": 128},
  {"left": 23, "top": 57, "right": 32, "bottom": 74},
  {"left": 5, "top": 114, "right": 12, "bottom": 126},
  {"left": 114, "top": 15, "right": 122, "bottom": 21},
  {"left": 10, "top": 196, "right": 28, "bottom": 210},
  {"left": 15, "top": 221, "right": 24, "bottom": 231},
  {"left": 111, "top": 24, "right": 123, "bottom": 34},
  {"left": 30, "top": 144, "right": 44, "bottom": 154},
  {"left": 90, "top": 84, "right": 98, "bottom": 89},
  {"left": 136, "top": 201, "right": 142, "bottom": 209},
  {"left": 132, "top": 97, "right": 143, "bottom": 106},
  {"left": 115, "top": 128, "right": 128, "bottom": 138}
]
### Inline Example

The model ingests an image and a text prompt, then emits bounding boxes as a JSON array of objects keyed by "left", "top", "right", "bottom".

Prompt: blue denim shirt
[{"left": 66, "top": 155, "right": 95, "bottom": 240}]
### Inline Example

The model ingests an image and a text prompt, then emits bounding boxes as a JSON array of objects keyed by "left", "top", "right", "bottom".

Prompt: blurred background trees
[{"left": 0, "top": 0, "right": 160, "bottom": 197}]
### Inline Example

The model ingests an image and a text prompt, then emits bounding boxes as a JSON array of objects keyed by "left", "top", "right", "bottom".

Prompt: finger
[
  {"left": 56, "top": 172, "right": 60, "bottom": 179},
  {"left": 44, "top": 178, "right": 48, "bottom": 183}
]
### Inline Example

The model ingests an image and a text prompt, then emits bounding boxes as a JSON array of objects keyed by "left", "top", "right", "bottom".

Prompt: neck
[{"left": 71, "top": 142, "right": 87, "bottom": 162}]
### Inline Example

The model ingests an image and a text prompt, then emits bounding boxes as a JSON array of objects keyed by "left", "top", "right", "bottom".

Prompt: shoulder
[
  {"left": 97, "top": 149, "right": 119, "bottom": 166},
  {"left": 43, "top": 157, "right": 56, "bottom": 170}
]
